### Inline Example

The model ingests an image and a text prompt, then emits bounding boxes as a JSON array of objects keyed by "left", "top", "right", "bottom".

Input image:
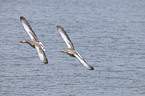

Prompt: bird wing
[
  {"left": 57, "top": 26, "right": 74, "bottom": 50},
  {"left": 20, "top": 16, "right": 38, "bottom": 42},
  {"left": 74, "top": 52, "right": 94, "bottom": 70},
  {"left": 35, "top": 45, "right": 48, "bottom": 64}
]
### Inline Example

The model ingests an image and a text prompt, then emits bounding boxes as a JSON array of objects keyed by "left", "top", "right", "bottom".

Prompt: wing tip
[
  {"left": 20, "top": 16, "right": 25, "bottom": 21},
  {"left": 88, "top": 66, "right": 94, "bottom": 70},
  {"left": 41, "top": 57, "right": 48, "bottom": 64},
  {"left": 57, "top": 25, "right": 62, "bottom": 28},
  {"left": 57, "top": 25, "right": 64, "bottom": 30},
  {"left": 43, "top": 60, "right": 48, "bottom": 64}
]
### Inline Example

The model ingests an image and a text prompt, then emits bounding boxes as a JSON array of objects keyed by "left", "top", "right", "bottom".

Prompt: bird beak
[
  {"left": 61, "top": 50, "right": 65, "bottom": 52},
  {"left": 19, "top": 40, "right": 22, "bottom": 42}
]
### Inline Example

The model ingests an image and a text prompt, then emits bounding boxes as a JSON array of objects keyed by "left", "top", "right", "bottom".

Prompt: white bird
[
  {"left": 57, "top": 25, "right": 94, "bottom": 70},
  {"left": 19, "top": 16, "right": 48, "bottom": 64}
]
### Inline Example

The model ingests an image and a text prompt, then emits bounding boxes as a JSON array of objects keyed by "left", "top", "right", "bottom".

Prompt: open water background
[{"left": 0, "top": 0, "right": 145, "bottom": 96}]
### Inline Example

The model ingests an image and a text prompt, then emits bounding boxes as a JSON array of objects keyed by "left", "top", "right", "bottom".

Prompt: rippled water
[{"left": 1, "top": 0, "right": 145, "bottom": 96}]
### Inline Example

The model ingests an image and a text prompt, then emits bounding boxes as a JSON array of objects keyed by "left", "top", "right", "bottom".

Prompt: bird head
[
  {"left": 61, "top": 50, "right": 67, "bottom": 53},
  {"left": 19, "top": 40, "right": 27, "bottom": 43}
]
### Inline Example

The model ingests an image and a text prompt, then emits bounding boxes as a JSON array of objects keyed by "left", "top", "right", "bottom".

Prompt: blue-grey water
[{"left": 0, "top": 0, "right": 145, "bottom": 96}]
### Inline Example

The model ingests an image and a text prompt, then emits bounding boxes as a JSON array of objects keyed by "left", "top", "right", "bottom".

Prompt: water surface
[{"left": 0, "top": 0, "right": 145, "bottom": 96}]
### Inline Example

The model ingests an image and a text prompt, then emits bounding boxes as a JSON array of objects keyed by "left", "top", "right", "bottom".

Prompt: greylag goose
[
  {"left": 19, "top": 16, "right": 48, "bottom": 64},
  {"left": 57, "top": 26, "right": 94, "bottom": 70}
]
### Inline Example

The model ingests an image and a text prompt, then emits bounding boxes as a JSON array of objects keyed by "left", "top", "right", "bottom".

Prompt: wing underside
[
  {"left": 74, "top": 53, "right": 94, "bottom": 70},
  {"left": 57, "top": 26, "right": 74, "bottom": 49},
  {"left": 35, "top": 46, "right": 48, "bottom": 64},
  {"left": 20, "top": 16, "right": 38, "bottom": 42}
]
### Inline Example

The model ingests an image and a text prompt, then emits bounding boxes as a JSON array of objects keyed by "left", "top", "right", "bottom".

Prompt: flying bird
[
  {"left": 19, "top": 16, "right": 48, "bottom": 64},
  {"left": 57, "top": 25, "right": 94, "bottom": 70}
]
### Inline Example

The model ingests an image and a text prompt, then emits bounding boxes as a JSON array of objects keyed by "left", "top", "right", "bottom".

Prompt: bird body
[
  {"left": 57, "top": 26, "right": 94, "bottom": 70},
  {"left": 19, "top": 16, "right": 48, "bottom": 64}
]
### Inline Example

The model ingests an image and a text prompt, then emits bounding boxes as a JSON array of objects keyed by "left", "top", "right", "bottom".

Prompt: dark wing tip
[
  {"left": 42, "top": 58, "right": 48, "bottom": 64},
  {"left": 20, "top": 16, "right": 25, "bottom": 20},
  {"left": 57, "top": 25, "right": 63, "bottom": 29},
  {"left": 88, "top": 66, "right": 94, "bottom": 70},
  {"left": 44, "top": 61, "right": 48, "bottom": 64},
  {"left": 57, "top": 25, "right": 65, "bottom": 32}
]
